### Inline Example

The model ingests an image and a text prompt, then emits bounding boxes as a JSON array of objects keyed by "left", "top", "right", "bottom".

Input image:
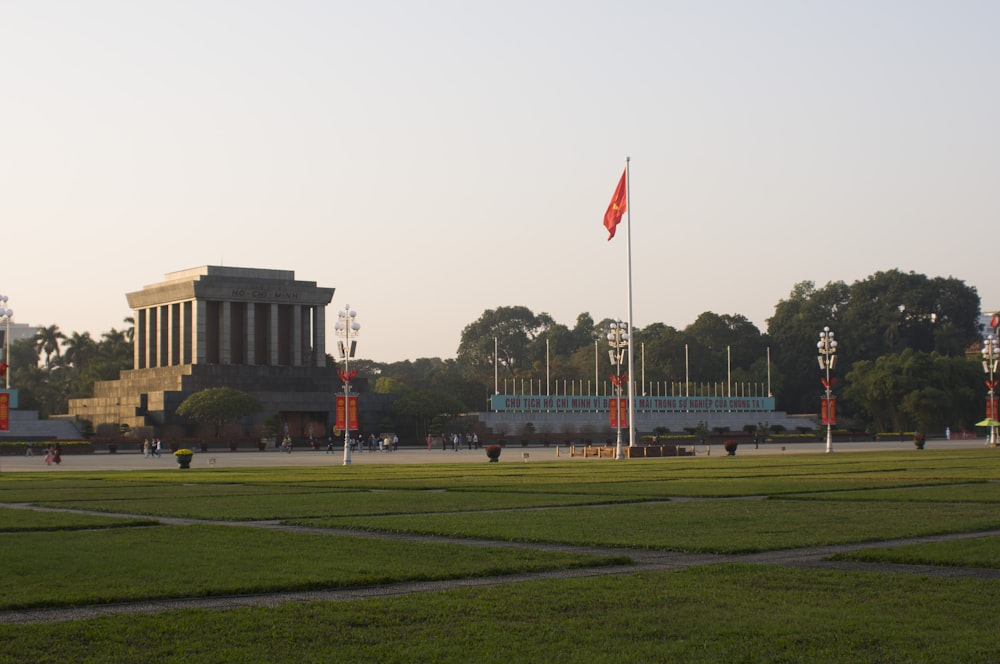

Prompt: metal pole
[
  {"left": 623, "top": 157, "right": 636, "bottom": 450},
  {"left": 0, "top": 295, "right": 10, "bottom": 390},
  {"left": 336, "top": 305, "right": 360, "bottom": 466},
  {"left": 818, "top": 327, "right": 837, "bottom": 454},
  {"left": 615, "top": 343, "right": 622, "bottom": 458}
]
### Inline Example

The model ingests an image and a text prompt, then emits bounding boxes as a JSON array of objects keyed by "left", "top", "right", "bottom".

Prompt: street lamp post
[
  {"left": 335, "top": 305, "right": 360, "bottom": 466},
  {"left": 607, "top": 320, "right": 630, "bottom": 460},
  {"left": 817, "top": 326, "right": 838, "bottom": 454},
  {"left": 0, "top": 295, "right": 12, "bottom": 390},
  {"left": 982, "top": 334, "right": 999, "bottom": 448}
]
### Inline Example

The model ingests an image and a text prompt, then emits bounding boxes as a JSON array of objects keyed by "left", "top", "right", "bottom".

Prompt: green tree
[
  {"left": 176, "top": 387, "right": 262, "bottom": 437},
  {"left": 456, "top": 306, "right": 549, "bottom": 383},
  {"left": 374, "top": 376, "right": 410, "bottom": 394},
  {"left": 844, "top": 350, "right": 980, "bottom": 433},
  {"left": 393, "top": 389, "right": 467, "bottom": 440},
  {"left": 33, "top": 325, "right": 66, "bottom": 367},
  {"left": 62, "top": 332, "right": 98, "bottom": 368},
  {"left": 684, "top": 312, "right": 768, "bottom": 385},
  {"left": 768, "top": 273, "right": 981, "bottom": 417},
  {"left": 766, "top": 280, "right": 850, "bottom": 414},
  {"left": 840, "top": 270, "right": 981, "bottom": 361}
]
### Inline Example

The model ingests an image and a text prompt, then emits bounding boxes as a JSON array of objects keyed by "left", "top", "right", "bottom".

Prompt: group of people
[
  {"left": 42, "top": 444, "right": 62, "bottom": 465},
  {"left": 25, "top": 442, "right": 63, "bottom": 465},
  {"left": 142, "top": 438, "right": 163, "bottom": 458},
  {"left": 430, "top": 432, "right": 479, "bottom": 451},
  {"left": 333, "top": 432, "right": 399, "bottom": 453}
]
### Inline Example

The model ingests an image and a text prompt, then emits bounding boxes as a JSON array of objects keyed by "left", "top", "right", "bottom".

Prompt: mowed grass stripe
[
  {"left": 1, "top": 566, "right": 997, "bottom": 662},
  {"left": 302, "top": 499, "right": 1000, "bottom": 553},
  {"left": 0, "top": 524, "right": 629, "bottom": 611}
]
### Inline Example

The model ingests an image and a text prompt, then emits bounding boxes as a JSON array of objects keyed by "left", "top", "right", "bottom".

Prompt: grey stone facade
[{"left": 69, "top": 266, "right": 340, "bottom": 438}]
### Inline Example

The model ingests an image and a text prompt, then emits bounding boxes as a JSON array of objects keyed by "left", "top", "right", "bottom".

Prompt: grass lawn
[
  {"left": 0, "top": 448, "right": 998, "bottom": 662},
  {"left": 0, "top": 524, "right": 627, "bottom": 611},
  {"left": 832, "top": 535, "right": 1000, "bottom": 568},
  {"left": 1, "top": 566, "right": 997, "bottom": 663},
  {"left": 302, "top": 498, "right": 1000, "bottom": 552}
]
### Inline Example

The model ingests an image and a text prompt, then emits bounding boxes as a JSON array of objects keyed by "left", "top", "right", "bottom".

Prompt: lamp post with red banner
[
  {"left": 982, "top": 334, "right": 999, "bottom": 448},
  {"left": 335, "top": 305, "right": 360, "bottom": 465},
  {"left": 817, "top": 326, "right": 838, "bottom": 454},
  {"left": 1, "top": 295, "right": 11, "bottom": 390},
  {"left": 607, "top": 320, "right": 630, "bottom": 460}
]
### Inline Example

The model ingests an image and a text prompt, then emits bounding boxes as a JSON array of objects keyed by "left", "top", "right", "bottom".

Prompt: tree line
[{"left": 5, "top": 269, "right": 987, "bottom": 435}]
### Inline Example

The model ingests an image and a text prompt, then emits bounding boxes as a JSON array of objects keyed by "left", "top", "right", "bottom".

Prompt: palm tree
[
  {"left": 100, "top": 328, "right": 132, "bottom": 363},
  {"left": 33, "top": 325, "right": 66, "bottom": 367},
  {"left": 123, "top": 316, "right": 135, "bottom": 344},
  {"left": 63, "top": 331, "right": 98, "bottom": 368}
]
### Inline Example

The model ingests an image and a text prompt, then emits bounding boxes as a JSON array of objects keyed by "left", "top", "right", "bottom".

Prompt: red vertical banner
[
  {"left": 335, "top": 395, "right": 359, "bottom": 431},
  {"left": 609, "top": 398, "right": 628, "bottom": 427},
  {"left": 821, "top": 397, "right": 837, "bottom": 425},
  {"left": 0, "top": 393, "right": 8, "bottom": 431},
  {"left": 987, "top": 398, "right": 999, "bottom": 420}
]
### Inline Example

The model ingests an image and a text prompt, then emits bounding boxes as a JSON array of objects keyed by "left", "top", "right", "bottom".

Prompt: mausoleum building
[{"left": 69, "top": 266, "right": 339, "bottom": 438}]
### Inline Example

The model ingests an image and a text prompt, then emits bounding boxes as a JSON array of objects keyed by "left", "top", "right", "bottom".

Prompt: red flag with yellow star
[{"left": 603, "top": 169, "right": 627, "bottom": 240}]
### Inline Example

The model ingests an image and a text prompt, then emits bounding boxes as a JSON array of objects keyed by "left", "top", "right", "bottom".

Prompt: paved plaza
[{"left": 0, "top": 437, "right": 989, "bottom": 472}]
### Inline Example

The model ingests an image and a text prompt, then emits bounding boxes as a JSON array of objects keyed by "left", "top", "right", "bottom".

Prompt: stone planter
[
  {"left": 176, "top": 454, "right": 193, "bottom": 469},
  {"left": 485, "top": 446, "right": 502, "bottom": 462}
]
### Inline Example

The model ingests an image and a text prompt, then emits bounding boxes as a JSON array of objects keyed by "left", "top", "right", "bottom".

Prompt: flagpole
[{"left": 624, "top": 156, "right": 636, "bottom": 458}]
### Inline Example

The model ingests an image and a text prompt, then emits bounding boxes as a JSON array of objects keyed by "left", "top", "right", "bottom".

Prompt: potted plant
[
  {"left": 174, "top": 448, "right": 194, "bottom": 469},
  {"left": 723, "top": 440, "right": 739, "bottom": 456},
  {"left": 485, "top": 445, "right": 502, "bottom": 462},
  {"left": 199, "top": 441, "right": 209, "bottom": 453},
  {"left": 913, "top": 432, "right": 926, "bottom": 450}
]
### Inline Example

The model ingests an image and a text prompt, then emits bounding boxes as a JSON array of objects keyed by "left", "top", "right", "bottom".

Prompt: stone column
[
  {"left": 147, "top": 307, "right": 159, "bottom": 368},
  {"left": 180, "top": 300, "right": 191, "bottom": 365},
  {"left": 166, "top": 303, "right": 176, "bottom": 366},
  {"left": 292, "top": 305, "right": 303, "bottom": 366},
  {"left": 135, "top": 308, "right": 147, "bottom": 369},
  {"left": 159, "top": 304, "right": 170, "bottom": 367},
  {"left": 313, "top": 305, "right": 326, "bottom": 367},
  {"left": 299, "top": 306, "right": 312, "bottom": 367},
  {"left": 246, "top": 303, "right": 256, "bottom": 365},
  {"left": 269, "top": 303, "right": 279, "bottom": 365},
  {"left": 193, "top": 299, "right": 206, "bottom": 364},
  {"left": 221, "top": 301, "right": 232, "bottom": 364}
]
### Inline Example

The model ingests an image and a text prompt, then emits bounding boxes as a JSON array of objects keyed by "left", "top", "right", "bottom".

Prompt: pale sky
[{"left": 3, "top": 1, "right": 998, "bottom": 362}]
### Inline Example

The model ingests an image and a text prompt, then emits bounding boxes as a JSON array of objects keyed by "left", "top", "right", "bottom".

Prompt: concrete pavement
[{"left": 0, "top": 437, "right": 990, "bottom": 472}]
